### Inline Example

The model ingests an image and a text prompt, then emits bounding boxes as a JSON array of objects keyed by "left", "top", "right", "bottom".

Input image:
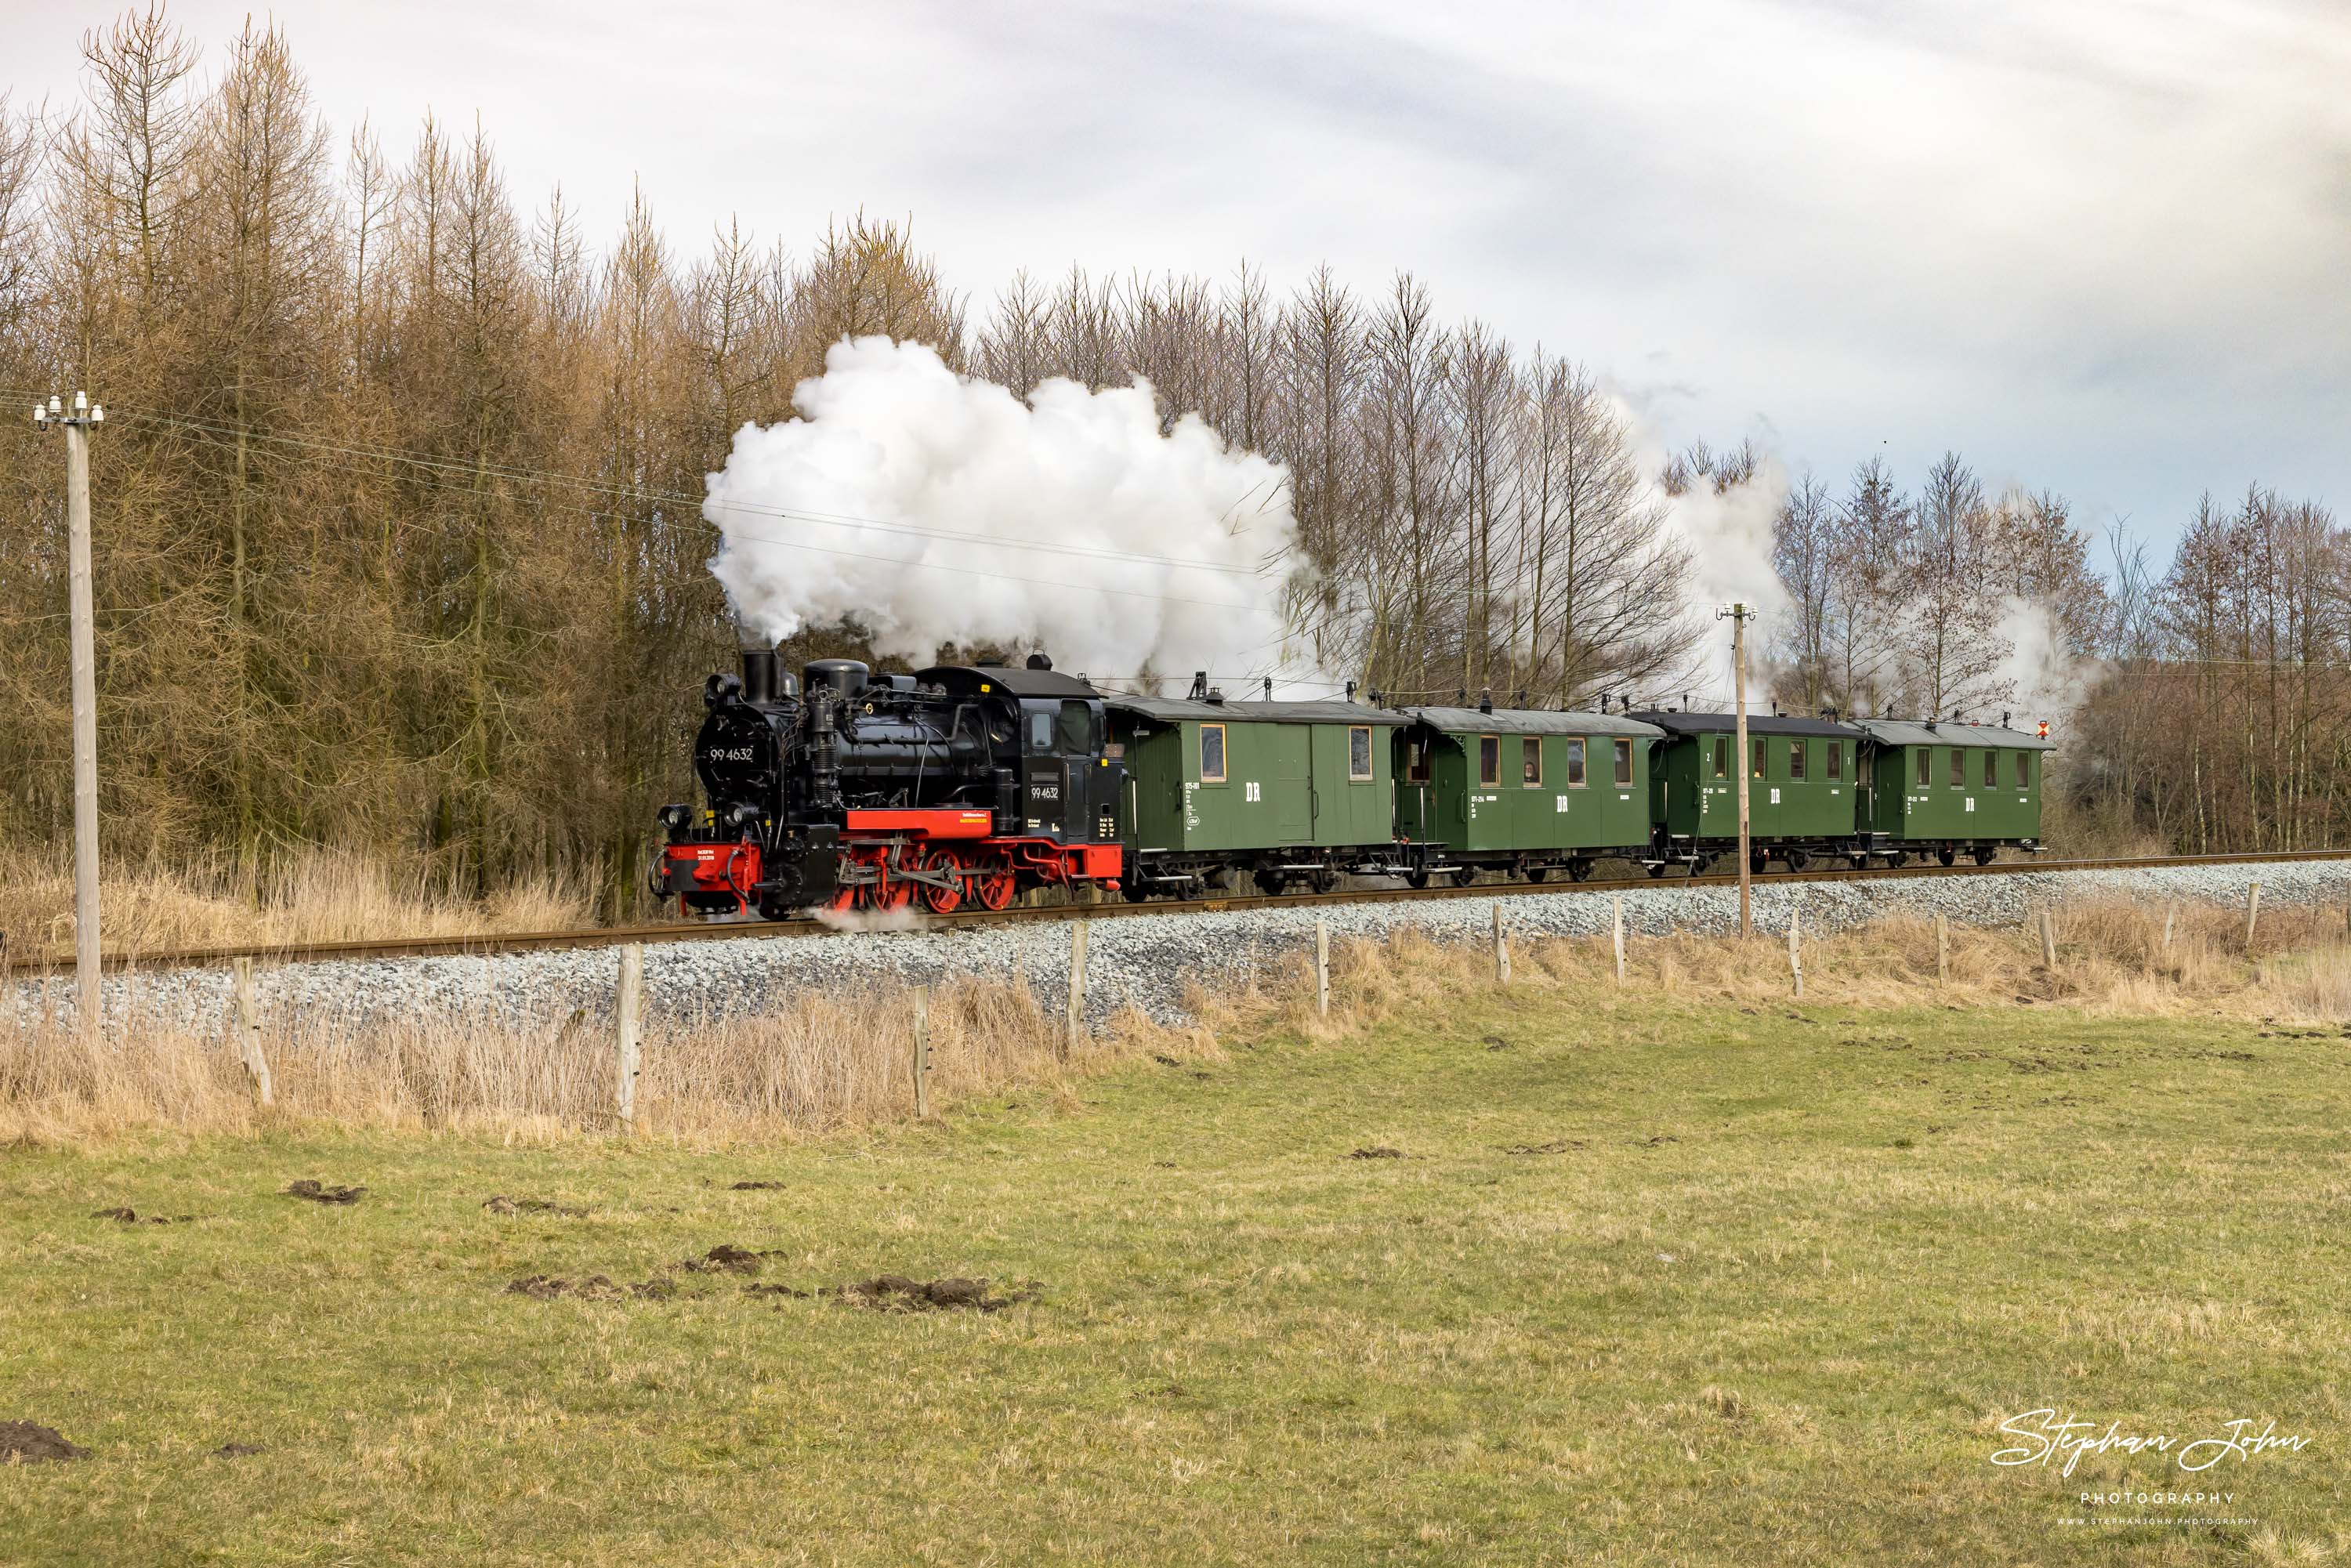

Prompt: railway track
[{"left": 5, "top": 849, "right": 2346, "bottom": 979}]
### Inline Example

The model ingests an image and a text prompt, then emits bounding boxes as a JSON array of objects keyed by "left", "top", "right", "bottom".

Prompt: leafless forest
[{"left": 0, "top": 11, "right": 2339, "bottom": 917}]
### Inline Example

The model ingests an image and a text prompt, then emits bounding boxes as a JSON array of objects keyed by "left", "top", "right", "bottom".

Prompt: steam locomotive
[{"left": 653, "top": 647, "right": 1126, "bottom": 917}]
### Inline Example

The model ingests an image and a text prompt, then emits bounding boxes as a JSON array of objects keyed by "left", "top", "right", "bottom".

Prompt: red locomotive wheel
[
  {"left": 871, "top": 869, "right": 915, "bottom": 911},
  {"left": 919, "top": 847, "right": 964, "bottom": 914},
  {"left": 969, "top": 856, "right": 1016, "bottom": 912}
]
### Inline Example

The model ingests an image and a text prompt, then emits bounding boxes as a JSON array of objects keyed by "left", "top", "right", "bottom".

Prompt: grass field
[{"left": 3, "top": 965, "right": 2348, "bottom": 1564}]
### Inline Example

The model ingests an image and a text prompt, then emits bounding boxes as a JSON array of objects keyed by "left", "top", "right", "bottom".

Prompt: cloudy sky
[{"left": 8, "top": 0, "right": 2347, "bottom": 560}]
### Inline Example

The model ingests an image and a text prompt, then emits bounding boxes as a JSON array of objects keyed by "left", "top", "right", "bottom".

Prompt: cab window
[
  {"left": 1349, "top": 725, "right": 1374, "bottom": 781},
  {"left": 1200, "top": 723, "right": 1227, "bottom": 783},
  {"left": 1566, "top": 738, "right": 1587, "bottom": 786},
  {"left": 1788, "top": 741, "right": 1807, "bottom": 781},
  {"left": 1056, "top": 700, "right": 1095, "bottom": 754},
  {"left": 1614, "top": 738, "right": 1634, "bottom": 785},
  {"left": 1027, "top": 709, "right": 1053, "bottom": 751},
  {"left": 1521, "top": 737, "right": 1542, "bottom": 786},
  {"left": 1479, "top": 736, "right": 1501, "bottom": 788}
]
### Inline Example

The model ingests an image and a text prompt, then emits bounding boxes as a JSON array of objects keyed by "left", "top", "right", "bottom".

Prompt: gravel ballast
[{"left": 13, "top": 860, "right": 2349, "bottom": 1036}]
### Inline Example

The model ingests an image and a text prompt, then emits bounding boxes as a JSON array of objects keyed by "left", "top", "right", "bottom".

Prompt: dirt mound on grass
[
  {"left": 728, "top": 1180, "right": 787, "bottom": 1190},
  {"left": 482, "top": 1195, "right": 587, "bottom": 1217},
  {"left": 505, "top": 1274, "right": 674, "bottom": 1302},
  {"left": 1348, "top": 1146, "right": 1404, "bottom": 1160},
  {"left": 679, "top": 1243, "right": 774, "bottom": 1274},
  {"left": 284, "top": 1180, "right": 366, "bottom": 1204},
  {"left": 211, "top": 1442, "right": 265, "bottom": 1458},
  {"left": 828, "top": 1275, "right": 1034, "bottom": 1313},
  {"left": 0, "top": 1422, "right": 87, "bottom": 1462},
  {"left": 91, "top": 1207, "right": 194, "bottom": 1224}
]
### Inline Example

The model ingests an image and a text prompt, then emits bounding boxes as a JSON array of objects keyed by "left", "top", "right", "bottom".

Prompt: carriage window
[
  {"left": 1566, "top": 738, "right": 1587, "bottom": 787},
  {"left": 1983, "top": 749, "right": 1998, "bottom": 788},
  {"left": 1614, "top": 738, "right": 1635, "bottom": 786},
  {"left": 1479, "top": 736, "right": 1501, "bottom": 788},
  {"left": 1950, "top": 748, "right": 1965, "bottom": 788},
  {"left": 2016, "top": 751, "right": 2033, "bottom": 788},
  {"left": 1751, "top": 737, "right": 1766, "bottom": 779},
  {"left": 1521, "top": 737, "right": 1542, "bottom": 786},
  {"left": 1349, "top": 725, "right": 1374, "bottom": 781},
  {"left": 1788, "top": 741, "right": 1807, "bottom": 780},
  {"left": 1712, "top": 737, "right": 1728, "bottom": 779},
  {"left": 1200, "top": 723, "right": 1227, "bottom": 783},
  {"left": 1915, "top": 749, "right": 1932, "bottom": 788},
  {"left": 1405, "top": 739, "right": 1430, "bottom": 783},
  {"left": 1826, "top": 742, "right": 1842, "bottom": 781},
  {"left": 1056, "top": 701, "right": 1095, "bottom": 754}
]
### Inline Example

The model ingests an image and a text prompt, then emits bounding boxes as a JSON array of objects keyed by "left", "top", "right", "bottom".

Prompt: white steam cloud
[
  {"left": 705, "top": 338, "right": 1304, "bottom": 689},
  {"left": 1993, "top": 596, "right": 2101, "bottom": 728}
]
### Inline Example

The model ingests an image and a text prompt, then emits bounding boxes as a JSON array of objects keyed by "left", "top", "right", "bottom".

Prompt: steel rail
[{"left": 5, "top": 849, "right": 2346, "bottom": 979}]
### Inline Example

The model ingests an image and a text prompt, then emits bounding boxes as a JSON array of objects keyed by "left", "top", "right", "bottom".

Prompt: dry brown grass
[
  {"left": 0, "top": 843, "right": 592, "bottom": 959},
  {"left": 3, "top": 893, "right": 2345, "bottom": 1143}
]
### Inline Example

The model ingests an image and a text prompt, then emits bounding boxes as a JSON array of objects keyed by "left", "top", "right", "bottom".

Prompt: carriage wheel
[
  {"left": 1785, "top": 848, "right": 1810, "bottom": 872},
  {"left": 1568, "top": 858, "right": 1594, "bottom": 883},
  {"left": 1690, "top": 854, "right": 1712, "bottom": 876},
  {"left": 1404, "top": 870, "right": 1430, "bottom": 890},
  {"left": 969, "top": 856, "right": 1017, "bottom": 911},
  {"left": 1451, "top": 866, "right": 1477, "bottom": 888},
  {"left": 1936, "top": 847, "right": 1957, "bottom": 867},
  {"left": 1647, "top": 863, "right": 1667, "bottom": 878},
  {"left": 1526, "top": 867, "right": 1549, "bottom": 884},
  {"left": 919, "top": 847, "right": 965, "bottom": 914},
  {"left": 1849, "top": 854, "right": 1868, "bottom": 871},
  {"left": 1972, "top": 846, "right": 1996, "bottom": 866},
  {"left": 1312, "top": 864, "right": 1340, "bottom": 894}
]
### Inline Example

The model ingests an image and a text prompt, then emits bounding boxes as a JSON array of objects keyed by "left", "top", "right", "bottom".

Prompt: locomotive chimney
[{"left": 740, "top": 643, "right": 779, "bottom": 705}]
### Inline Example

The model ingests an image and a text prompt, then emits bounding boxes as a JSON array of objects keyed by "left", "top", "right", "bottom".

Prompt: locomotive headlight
[
  {"left": 659, "top": 803, "right": 690, "bottom": 830},
  {"left": 727, "top": 804, "right": 759, "bottom": 828}
]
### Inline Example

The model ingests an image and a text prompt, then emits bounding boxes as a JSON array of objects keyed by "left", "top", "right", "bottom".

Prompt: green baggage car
[
  {"left": 1106, "top": 694, "right": 1408, "bottom": 896},
  {"left": 1393, "top": 705, "right": 1663, "bottom": 885},
  {"left": 1850, "top": 719, "right": 2052, "bottom": 865},
  {"left": 1632, "top": 710, "right": 1868, "bottom": 873}
]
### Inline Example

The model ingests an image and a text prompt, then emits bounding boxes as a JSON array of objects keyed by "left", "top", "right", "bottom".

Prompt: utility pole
[
  {"left": 1718, "top": 602, "right": 1754, "bottom": 940},
  {"left": 33, "top": 391, "right": 105, "bottom": 1036}
]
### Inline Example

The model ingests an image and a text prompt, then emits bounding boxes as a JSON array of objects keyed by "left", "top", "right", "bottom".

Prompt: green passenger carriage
[
  {"left": 1106, "top": 696, "right": 1408, "bottom": 896},
  {"left": 1391, "top": 707, "right": 1663, "bottom": 885},
  {"left": 1632, "top": 712, "right": 1867, "bottom": 873},
  {"left": 1850, "top": 719, "right": 2052, "bottom": 865}
]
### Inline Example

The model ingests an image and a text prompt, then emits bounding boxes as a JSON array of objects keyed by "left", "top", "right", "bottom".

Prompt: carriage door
[{"left": 1024, "top": 705, "right": 1067, "bottom": 839}]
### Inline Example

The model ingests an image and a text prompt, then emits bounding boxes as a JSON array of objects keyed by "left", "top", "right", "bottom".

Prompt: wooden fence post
[
  {"left": 1787, "top": 904, "right": 1803, "bottom": 998},
  {"left": 1064, "top": 919, "right": 1089, "bottom": 1056},
  {"left": 1493, "top": 903, "right": 1510, "bottom": 987},
  {"left": 1935, "top": 914, "right": 1949, "bottom": 987},
  {"left": 229, "top": 957, "right": 273, "bottom": 1110},
  {"left": 1315, "top": 918, "right": 1330, "bottom": 1018},
  {"left": 2038, "top": 908, "right": 2058, "bottom": 970},
  {"left": 911, "top": 983, "right": 932, "bottom": 1118},
  {"left": 2245, "top": 882, "right": 2262, "bottom": 949},
  {"left": 615, "top": 943, "right": 643, "bottom": 1132},
  {"left": 1612, "top": 896, "right": 1626, "bottom": 987}
]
